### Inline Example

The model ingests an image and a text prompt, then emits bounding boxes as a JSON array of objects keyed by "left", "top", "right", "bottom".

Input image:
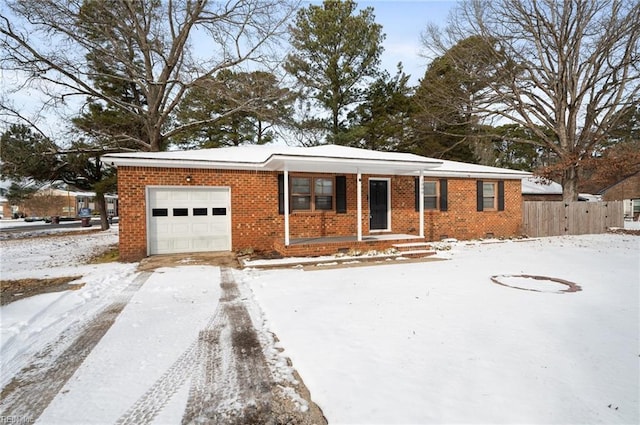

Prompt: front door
[{"left": 369, "top": 180, "right": 389, "bottom": 230}]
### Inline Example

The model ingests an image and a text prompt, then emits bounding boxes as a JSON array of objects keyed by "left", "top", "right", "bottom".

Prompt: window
[
  {"left": 152, "top": 208, "right": 168, "bottom": 217},
  {"left": 292, "top": 177, "right": 311, "bottom": 210},
  {"left": 477, "top": 180, "right": 504, "bottom": 212},
  {"left": 416, "top": 178, "right": 448, "bottom": 212},
  {"left": 482, "top": 182, "right": 497, "bottom": 210},
  {"left": 291, "top": 176, "right": 334, "bottom": 211},
  {"left": 423, "top": 181, "right": 438, "bottom": 210},
  {"left": 315, "top": 178, "right": 333, "bottom": 210},
  {"left": 212, "top": 208, "right": 227, "bottom": 216},
  {"left": 173, "top": 208, "right": 188, "bottom": 216},
  {"left": 193, "top": 208, "right": 208, "bottom": 216}
]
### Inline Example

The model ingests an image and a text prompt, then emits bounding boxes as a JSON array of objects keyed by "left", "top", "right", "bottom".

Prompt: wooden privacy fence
[{"left": 522, "top": 201, "right": 623, "bottom": 237}]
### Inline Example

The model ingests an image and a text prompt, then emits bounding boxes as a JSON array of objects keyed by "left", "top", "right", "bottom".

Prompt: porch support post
[
  {"left": 284, "top": 168, "right": 290, "bottom": 246},
  {"left": 357, "top": 170, "right": 362, "bottom": 242},
  {"left": 419, "top": 170, "right": 425, "bottom": 238}
]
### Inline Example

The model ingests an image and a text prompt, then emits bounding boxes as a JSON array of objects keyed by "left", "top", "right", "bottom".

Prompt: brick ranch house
[{"left": 103, "top": 145, "right": 530, "bottom": 262}]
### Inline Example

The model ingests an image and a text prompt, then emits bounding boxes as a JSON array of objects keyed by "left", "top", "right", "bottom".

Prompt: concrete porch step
[
  {"left": 398, "top": 249, "right": 437, "bottom": 259},
  {"left": 393, "top": 242, "right": 432, "bottom": 252}
]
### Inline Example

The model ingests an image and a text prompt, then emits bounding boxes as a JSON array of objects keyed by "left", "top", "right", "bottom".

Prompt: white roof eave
[
  {"left": 422, "top": 170, "right": 531, "bottom": 180},
  {"left": 103, "top": 156, "right": 266, "bottom": 170}
]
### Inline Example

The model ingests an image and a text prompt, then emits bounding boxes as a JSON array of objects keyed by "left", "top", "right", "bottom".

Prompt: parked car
[
  {"left": 24, "top": 216, "right": 45, "bottom": 222},
  {"left": 44, "top": 216, "right": 78, "bottom": 223}
]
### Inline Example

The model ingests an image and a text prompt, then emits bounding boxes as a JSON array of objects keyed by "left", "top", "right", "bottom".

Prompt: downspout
[
  {"left": 357, "top": 170, "right": 362, "bottom": 242},
  {"left": 284, "top": 168, "right": 290, "bottom": 246},
  {"left": 419, "top": 171, "right": 424, "bottom": 238}
]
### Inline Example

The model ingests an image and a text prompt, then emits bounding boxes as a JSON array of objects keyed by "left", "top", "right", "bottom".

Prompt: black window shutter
[
  {"left": 278, "top": 174, "right": 284, "bottom": 215},
  {"left": 498, "top": 180, "right": 505, "bottom": 211},
  {"left": 439, "top": 179, "right": 448, "bottom": 211},
  {"left": 415, "top": 177, "right": 420, "bottom": 212},
  {"left": 477, "top": 180, "right": 484, "bottom": 212},
  {"left": 336, "top": 175, "right": 347, "bottom": 213}
]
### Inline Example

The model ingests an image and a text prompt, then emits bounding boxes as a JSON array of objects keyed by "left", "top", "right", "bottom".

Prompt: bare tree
[
  {"left": 22, "top": 191, "right": 68, "bottom": 218},
  {"left": 423, "top": 0, "right": 640, "bottom": 201},
  {"left": 0, "top": 0, "right": 297, "bottom": 152}
]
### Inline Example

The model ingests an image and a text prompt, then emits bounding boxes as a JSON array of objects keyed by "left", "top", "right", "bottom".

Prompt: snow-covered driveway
[
  {"left": 246, "top": 234, "right": 640, "bottom": 424},
  {"left": 36, "top": 266, "right": 220, "bottom": 424}
]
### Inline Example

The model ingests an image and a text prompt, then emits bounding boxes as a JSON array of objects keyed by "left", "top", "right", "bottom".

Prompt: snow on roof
[
  {"left": 105, "top": 144, "right": 436, "bottom": 165},
  {"left": 303, "top": 144, "right": 435, "bottom": 163},
  {"left": 521, "top": 177, "right": 563, "bottom": 195},
  {"left": 122, "top": 144, "right": 285, "bottom": 163},
  {"left": 103, "top": 144, "right": 531, "bottom": 179},
  {"left": 521, "top": 178, "right": 602, "bottom": 200},
  {"left": 422, "top": 158, "right": 531, "bottom": 179},
  {"left": 578, "top": 193, "right": 602, "bottom": 202}
]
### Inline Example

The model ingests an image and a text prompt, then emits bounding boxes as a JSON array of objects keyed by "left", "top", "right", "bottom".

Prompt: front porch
[{"left": 273, "top": 233, "right": 428, "bottom": 257}]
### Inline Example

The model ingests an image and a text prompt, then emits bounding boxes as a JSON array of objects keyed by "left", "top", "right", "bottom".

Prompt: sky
[{"left": 356, "top": 1, "right": 457, "bottom": 84}]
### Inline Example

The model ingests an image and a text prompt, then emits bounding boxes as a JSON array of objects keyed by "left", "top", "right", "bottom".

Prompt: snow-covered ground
[
  {"left": 246, "top": 234, "right": 640, "bottom": 424},
  {"left": 1, "top": 226, "right": 119, "bottom": 275},
  {"left": 0, "top": 218, "right": 80, "bottom": 228},
  {"left": 0, "top": 226, "right": 136, "bottom": 389},
  {"left": 624, "top": 220, "right": 640, "bottom": 230},
  {"left": 1, "top": 225, "right": 638, "bottom": 424}
]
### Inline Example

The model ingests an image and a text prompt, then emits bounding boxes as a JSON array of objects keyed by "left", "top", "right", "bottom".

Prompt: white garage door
[{"left": 147, "top": 187, "right": 231, "bottom": 255}]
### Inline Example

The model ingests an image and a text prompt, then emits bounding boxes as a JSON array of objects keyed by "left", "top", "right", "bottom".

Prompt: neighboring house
[
  {"left": 104, "top": 145, "right": 531, "bottom": 262},
  {"left": 6, "top": 186, "right": 118, "bottom": 218},
  {"left": 598, "top": 171, "right": 640, "bottom": 220},
  {"left": 74, "top": 191, "right": 120, "bottom": 217},
  {"left": 521, "top": 178, "right": 564, "bottom": 201},
  {"left": 522, "top": 177, "right": 601, "bottom": 202},
  {"left": 0, "top": 195, "right": 9, "bottom": 218}
]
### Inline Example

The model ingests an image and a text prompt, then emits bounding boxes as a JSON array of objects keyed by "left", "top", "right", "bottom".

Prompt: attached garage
[{"left": 147, "top": 186, "right": 231, "bottom": 255}]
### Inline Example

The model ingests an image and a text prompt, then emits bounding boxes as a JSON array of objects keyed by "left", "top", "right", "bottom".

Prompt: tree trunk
[
  {"left": 561, "top": 166, "right": 579, "bottom": 202},
  {"left": 95, "top": 192, "right": 110, "bottom": 231},
  {"left": 332, "top": 105, "right": 340, "bottom": 143}
]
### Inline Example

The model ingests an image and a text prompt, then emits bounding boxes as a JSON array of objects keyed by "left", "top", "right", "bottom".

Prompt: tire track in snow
[
  {"left": 0, "top": 271, "right": 151, "bottom": 420},
  {"left": 181, "top": 267, "right": 273, "bottom": 424},
  {"left": 114, "top": 308, "right": 223, "bottom": 425},
  {"left": 115, "top": 268, "right": 272, "bottom": 424},
  {"left": 116, "top": 267, "right": 327, "bottom": 425}
]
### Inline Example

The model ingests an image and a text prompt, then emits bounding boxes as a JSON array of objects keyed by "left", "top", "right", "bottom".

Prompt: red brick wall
[
  {"left": 287, "top": 173, "right": 357, "bottom": 238},
  {"left": 1, "top": 201, "right": 11, "bottom": 218},
  {"left": 117, "top": 167, "right": 524, "bottom": 261},
  {"left": 360, "top": 176, "right": 522, "bottom": 241},
  {"left": 601, "top": 173, "right": 640, "bottom": 201},
  {"left": 117, "top": 167, "right": 283, "bottom": 261},
  {"left": 421, "top": 178, "right": 523, "bottom": 241}
]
